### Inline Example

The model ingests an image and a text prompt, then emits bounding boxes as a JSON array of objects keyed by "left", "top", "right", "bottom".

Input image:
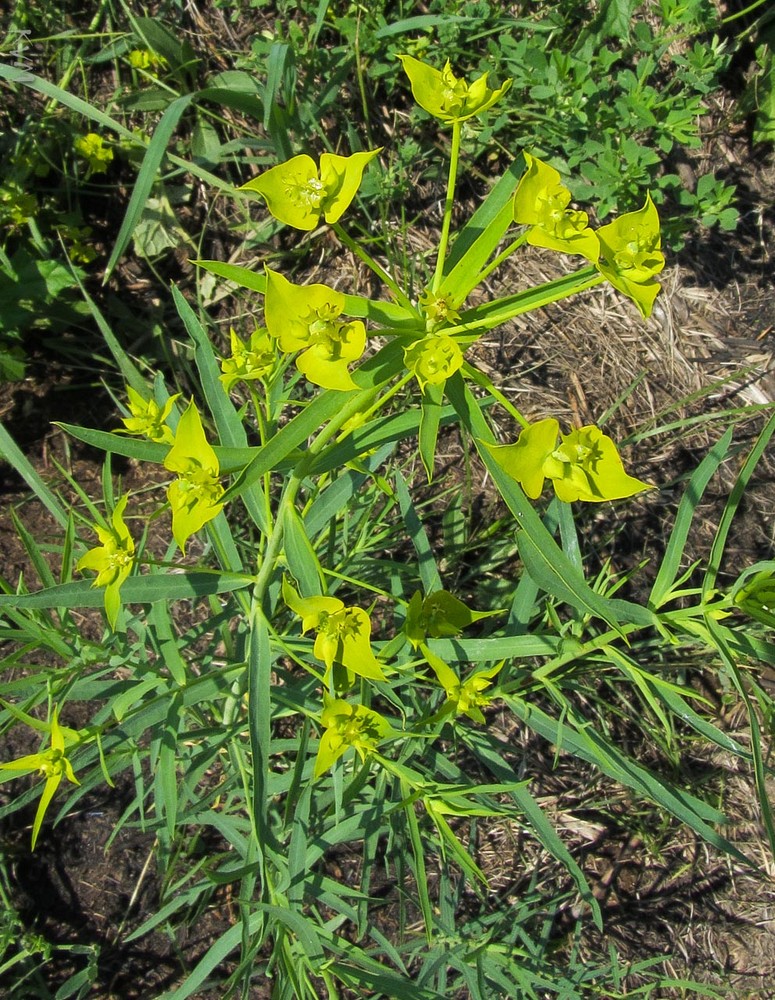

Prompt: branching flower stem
[
  {"left": 331, "top": 223, "right": 414, "bottom": 311},
  {"left": 431, "top": 120, "right": 462, "bottom": 294}
]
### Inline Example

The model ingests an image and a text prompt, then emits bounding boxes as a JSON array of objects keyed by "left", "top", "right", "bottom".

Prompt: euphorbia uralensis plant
[
  {"left": 65, "top": 50, "right": 661, "bottom": 781},
  {"left": 13, "top": 56, "right": 749, "bottom": 993}
]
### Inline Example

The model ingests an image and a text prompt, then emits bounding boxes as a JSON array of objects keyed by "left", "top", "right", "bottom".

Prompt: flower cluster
[
  {"left": 219, "top": 327, "right": 275, "bottom": 392},
  {"left": 242, "top": 149, "right": 381, "bottom": 231},
  {"left": 398, "top": 54, "right": 512, "bottom": 124},
  {"left": 0, "top": 707, "right": 80, "bottom": 850},
  {"left": 265, "top": 269, "right": 366, "bottom": 391},
  {"left": 119, "top": 386, "right": 180, "bottom": 445},
  {"left": 77, "top": 494, "right": 135, "bottom": 629},
  {"left": 164, "top": 401, "right": 225, "bottom": 554},
  {"left": 489, "top": 418, "right": 651, "bottom": 503},
  {"left": 74, "top": 133, "right": 113, "bottom": 175},
  {"left": 513, "top": 153, "right": 665, "bottom": 317}
]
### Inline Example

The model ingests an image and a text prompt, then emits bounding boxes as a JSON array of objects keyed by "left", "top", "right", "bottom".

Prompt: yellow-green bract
[
  {"left": 405, "top": 590, "right": 503, "bottom": 649},
  {"left": 404, "top": 333, "right": 463, "bottom": 391},
  {"left": 219, "top": 326, "right": 275, "bottom": 392},
  {"left": 77, "top": 493, "right": 135, "bottom": 628},
  {"left": 163, "top": 401, "right": 225, "bottom": 553},
  {"left": 0, "top": 707, "right": 80, "bottom": 850},
  {"left": 74, "top": 132, "right": 113, "bottom": 174},
  {"left": 596, "top": 194, "right": 665, "bottom": 319},
  {"left": 119, "top": 385, "right": 179, "bottom": 444},
  {"left": 264, "top": 268, "right": 366, "bottom": 391},
  {"left": 513, "top": 152, "right": 599, "bottom": 261},
  {"left": 398, "top": 54, "right": 512, "bottom": 124},
  {"left": 283, "top": 579, "right": 386, "bottom": 683},
  {"left": 314, "top": 694, "right": 394, "bottom": 778},
  {"left": 241, "top": 149, "right": 381, "bottom": 231},
  {"left": 488, "top": 418, "right": 652, "bottom": 503},
  {"left": 422, "top": 644, "right": 504, "bottom": 725}
]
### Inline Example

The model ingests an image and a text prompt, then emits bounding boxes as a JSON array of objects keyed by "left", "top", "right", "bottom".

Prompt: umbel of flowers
[{"left": 68, "top": 52, "right": 664, "bottom": 796}]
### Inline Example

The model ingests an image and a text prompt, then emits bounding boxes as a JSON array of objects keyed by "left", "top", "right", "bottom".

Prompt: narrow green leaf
[
  {"left": 650, "top": 427, "right": 734, "bottom": 608},
  {"left": 418, "top": 382, "right": 444, "bottom": 482},
  {"left": 0, "top": 422, "right": 68, "bottom": 527},
  {"left": 704, "top": 413, "right": 775, "bottom": 599},
  {"left": 105, "top": 94, "right": 198, "bottom": 281},
  {"left": 394, "top": 468, "right": 443, "bottom": 594},
  {"left": 283, "top": 504, "right": 324, "bottom": 596},
  {"left": 0, "top": 572, "right": 253, "bottom": 610}
]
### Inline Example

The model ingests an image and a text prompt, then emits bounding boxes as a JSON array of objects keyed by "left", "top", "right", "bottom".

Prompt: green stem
[
  {"left": 474, "top": 231, "right": 529, "bottom": 287},
  {"left": 444, "top": 268, "right": 605, "bottom": 337},
  {"left": 222, "top": 386, "right": 378, "bottom": 727},
  {"left": 431, "top": 120, "right": 462, "bottom": 293},
  {"left": 335, "top": 371, "right": 414, "bottom": 441},
  {"left": 331, "top": 223, "right": 413, "bottom": 311},
  {"left": 462, "top": 362, "right": 529, "bottom": 429}
]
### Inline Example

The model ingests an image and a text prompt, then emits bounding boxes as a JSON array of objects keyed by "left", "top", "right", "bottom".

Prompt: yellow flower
[
  {"left": 164, "top": 402, "right": 225, "bottom": 553},
  {"left": 513, "top": 153, "right": 599, "bottom": 261},
  {"left": 264, "top": 269, "right": 366, "bottom": 391},
  {"left": 398, "top": 54, "right": 512, "bottom": 124},
  {"left": 119, "top": 386, "right": 180, "bottom": 445},
  {"left": 241, "top": 149, "right": 381, "bottom": 231},
  {"left": 219, "top": 327, "right": 275, "bottom": 392},
  {"left": 0, "top": 707, "right": 80, "bottom": 850},
  {"left": 314, "top": 694, "right": 393, "bottom": 778},
  {"left": 77, "top": 494, "right": 135, "bottom": 628},
  {"left": 596, "top": 194, "right": 665, "bottom": 319},
  {"left": 488, "top": 419, "right": 652, "bottom": 503},
  {"left": 283, "top": 579, "right": 386, "bottom": 683},
  {"left": 74, "top": 133, "right": 113, "bottom": 175},
  {"left": 404, "top": 333, "right": 463, "bottom": 391},
  {"left": 422, "top": 644, "right": 504, "bottom": 725}
]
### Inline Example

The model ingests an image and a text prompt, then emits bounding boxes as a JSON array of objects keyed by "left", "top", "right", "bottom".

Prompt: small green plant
[{"left": 1, "top": 47, "right": 770, "bottom": 1000}]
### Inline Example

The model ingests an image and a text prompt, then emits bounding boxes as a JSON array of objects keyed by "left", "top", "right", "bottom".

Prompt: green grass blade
[
  {"left": 394, "top": 468, "right": 443, "bottom": 594},
  {"left": 704, "top": 412, "right": 775, "bottom": 599},
  {"left": 0, "top": 572, "right": 253, "bottom": 610},
  {"left": 105, "top": 94, "right": 197, "bottom": 281},
  {"left": 0, "top": 422, "right": 68, "bottom": 528},
  {"left": 650, "top": 426, "right": 734, "bottom": 608}
]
